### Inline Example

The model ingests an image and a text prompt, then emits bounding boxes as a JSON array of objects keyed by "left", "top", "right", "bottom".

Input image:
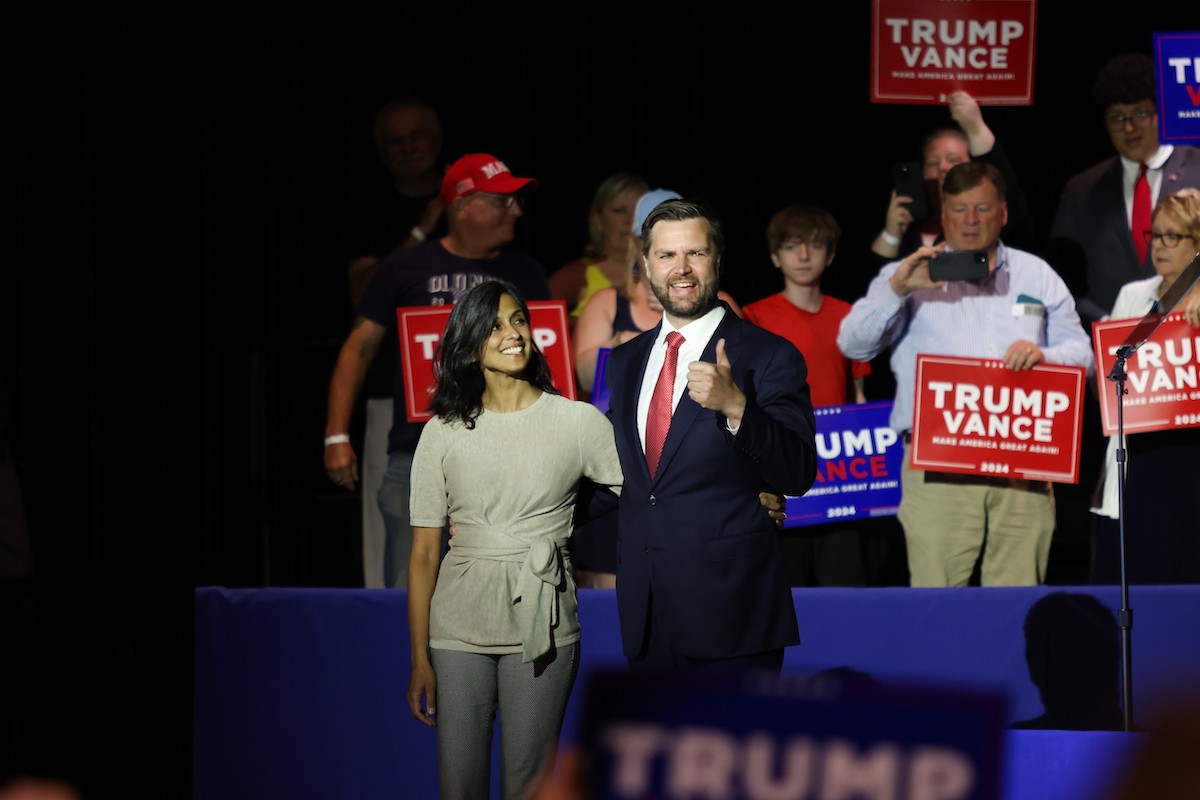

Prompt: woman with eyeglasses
[{"left": 1090, "top": 187, "right": 1200, "bottom": 585}]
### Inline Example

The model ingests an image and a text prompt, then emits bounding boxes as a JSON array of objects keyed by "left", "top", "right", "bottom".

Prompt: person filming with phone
[
  {"left": 870, "top": 91, "right": 1036, "bottom": 270},
  {"left": 838, "top": 161, "right": 1094, "bottom": 588}
]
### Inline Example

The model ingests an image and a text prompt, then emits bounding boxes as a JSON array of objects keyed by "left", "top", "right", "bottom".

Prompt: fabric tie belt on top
[{"left": 448, "top": 533, "right": 566, "bottom": 663}]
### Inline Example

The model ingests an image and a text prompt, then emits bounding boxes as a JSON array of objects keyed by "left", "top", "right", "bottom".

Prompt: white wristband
[
  {"left": 409, "top": 226, "right": 427, "bottom": 243},
  {"left": 880, "top": 229, "right": 901, "bottom": 247},
  {"left": 324, "top": 434, "right": 351, "bottom": 447}
]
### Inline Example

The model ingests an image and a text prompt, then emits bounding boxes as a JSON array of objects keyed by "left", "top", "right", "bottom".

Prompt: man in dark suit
[
  {"left": 1049, "top": 52, "right": 1200, "bottom": 327},
  {"left": 605, "top": 198, "right": 818, "bottom": 673}
]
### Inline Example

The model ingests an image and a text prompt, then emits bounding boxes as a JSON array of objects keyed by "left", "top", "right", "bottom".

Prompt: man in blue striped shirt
[{"left": 838, "top": 162, "right": 1094, "bottom": 587}]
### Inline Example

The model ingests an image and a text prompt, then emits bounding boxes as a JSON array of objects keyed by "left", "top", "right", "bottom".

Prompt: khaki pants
[{"left": 898, "top": 443, "right": 1054, "bottom": 587}]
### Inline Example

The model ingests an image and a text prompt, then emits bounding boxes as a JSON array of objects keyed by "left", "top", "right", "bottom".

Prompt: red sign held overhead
[
  {"left": 910, "top": 355, "right": 1086, "bottom": 484},
  {"left": 871, "top": 0, "right": 1038, "bottom": 105},
  {"left": 1092, "top": 314, "right": 1200, "bottom": 436},
  {"left": 396, "top": 300, "right": 576, "bottom": 424}
]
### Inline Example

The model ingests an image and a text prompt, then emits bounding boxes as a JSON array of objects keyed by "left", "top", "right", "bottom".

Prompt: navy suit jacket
[
  {"left": 605, "top": 304, "right": 817, "bottom": 660},
  {"left": 1048, "top": 145, "right": 1200, "bottom": 325}
]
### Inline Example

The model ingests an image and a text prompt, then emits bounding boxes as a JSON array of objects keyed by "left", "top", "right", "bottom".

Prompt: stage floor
[{"left": 194, "top": 585, "right": 1200, "bottom": 799}]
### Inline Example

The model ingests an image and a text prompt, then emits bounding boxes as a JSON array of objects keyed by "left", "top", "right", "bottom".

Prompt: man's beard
[{"left": 649, "top": 275, "right": 719, "bottom": 320}]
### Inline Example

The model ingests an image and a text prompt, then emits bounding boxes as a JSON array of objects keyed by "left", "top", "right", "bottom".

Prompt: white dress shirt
[
  {"left": 838, "top": 242, "right": 1095, "bottom": 433},
  {"left": 636, "top": 305, "right": 726, "bottom": 454},
  {"left": 1122, "top": 144, "right": 1173, "bottom": 225}
]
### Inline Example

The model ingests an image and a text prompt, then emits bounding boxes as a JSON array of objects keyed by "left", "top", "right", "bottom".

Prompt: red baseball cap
[{"left": 441, "top": 153, "right": 538, "bottom": 205}]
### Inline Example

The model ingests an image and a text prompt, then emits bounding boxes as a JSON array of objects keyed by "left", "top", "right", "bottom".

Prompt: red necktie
[
  {"left": 1133, "top": 161, "right": 1151, "bottom": 264},
  {"left": 645, "top": 331, "right": 685, "bottom": 479}
]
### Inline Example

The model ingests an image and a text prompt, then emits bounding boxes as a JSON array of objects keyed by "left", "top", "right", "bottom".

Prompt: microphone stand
[
  {"left": 1106, "top": 346, "right": 1134, "bottom": 732},
  {"left": 1103, "top": 249, "right": 1200, "bottom": 732}
]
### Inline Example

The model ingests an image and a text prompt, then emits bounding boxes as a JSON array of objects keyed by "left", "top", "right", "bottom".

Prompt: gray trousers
[{"left": 431, "top": 642, "right": 580, "bottom": 799}]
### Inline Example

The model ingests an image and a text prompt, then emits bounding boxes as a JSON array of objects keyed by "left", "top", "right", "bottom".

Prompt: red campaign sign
[
  {"left": 396, "top": 300, "right": 576, "bottom": 424},
  {"left": 870, "top": 0, "right": 1037, "bottom": 106},
  {"left": 911, "top": 355, "right": 1086, "bottom": 484},
  {"left": 1092, "top": 314, "right": 1200, "bottom": 436}
]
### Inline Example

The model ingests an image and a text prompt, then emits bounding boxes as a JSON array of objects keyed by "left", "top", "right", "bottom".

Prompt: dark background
[{"left": 7, "top": 4, "right": 1197, "bottom": 798}]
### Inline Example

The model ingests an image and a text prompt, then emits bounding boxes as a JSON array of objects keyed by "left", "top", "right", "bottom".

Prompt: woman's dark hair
[{"left": 428, "top": 279, "right": 558, "bottom": 427}]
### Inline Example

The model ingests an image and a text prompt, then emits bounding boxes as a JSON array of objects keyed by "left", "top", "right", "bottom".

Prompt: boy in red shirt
[
  {"left": 744, "top": 204, "right": 869, "bottom": 407},
  {"left": 744, "top": 204, "right": 874, "bottom": 586}
]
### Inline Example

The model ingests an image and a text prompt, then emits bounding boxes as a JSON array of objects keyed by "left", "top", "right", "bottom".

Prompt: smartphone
[
  {"left": 929, "top": 249, "right": 989, "bottom": 282},
  {"left": 891, "top": 161, "right": 929, "bottom": 222}
]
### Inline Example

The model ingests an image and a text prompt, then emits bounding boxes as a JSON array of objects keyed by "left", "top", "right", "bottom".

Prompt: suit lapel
[
  {"left": 1161, "top": 147, "right": 1198, "bottom": 193},
  {"left": 1098, "top": 161, "right": 1138, "bottom": 264}
]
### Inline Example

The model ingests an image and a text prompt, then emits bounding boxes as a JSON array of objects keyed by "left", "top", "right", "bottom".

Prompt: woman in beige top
[{"left": 406, "top": 279, "right": 622, "bottom": 799}]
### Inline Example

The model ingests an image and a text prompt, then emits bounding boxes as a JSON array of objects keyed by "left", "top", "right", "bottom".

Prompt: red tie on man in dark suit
[
  {"left": 645, "top": 332, "right": 684, "bottom": 478},
  {"left": 603, "top": 198, "right": 817, "bottom": 673},
  {"left": 1133, "top": 161, "right": 1151, "bottom": 263}
]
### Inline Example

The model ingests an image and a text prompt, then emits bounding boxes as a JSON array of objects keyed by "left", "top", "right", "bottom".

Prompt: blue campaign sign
[
  {"left": 1155, "top": 32, "right": 1200, "bottom": 145},
  {"left": 785, "top": 401, "right": 903, "bottom": 528},
  {"left": 591, "top": 347, "right": 612, "bottom": 415},
  {"left": 580, "top": 668, "right": 1007, "bottom": 800}
]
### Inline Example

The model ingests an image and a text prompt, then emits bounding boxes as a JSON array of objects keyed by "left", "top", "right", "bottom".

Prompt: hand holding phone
[
  {"left": 929, "top": 249, "right": 989, "bottom": 282},
  {"left": 891, "top": 161, "right": 929, "bottom": 222}
]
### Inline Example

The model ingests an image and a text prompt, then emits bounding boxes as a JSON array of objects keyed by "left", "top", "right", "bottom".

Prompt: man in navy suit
[
  {"left": 1049, "top": 52, "right": 1200, "bottom": 327},
  {"left": 605, "top": 198, "right": 817, "bottom": 673}
]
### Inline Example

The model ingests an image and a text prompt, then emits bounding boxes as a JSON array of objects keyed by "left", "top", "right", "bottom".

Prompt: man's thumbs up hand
[{"left": 687, "top": 337, "right": 746, "bottom": 428}]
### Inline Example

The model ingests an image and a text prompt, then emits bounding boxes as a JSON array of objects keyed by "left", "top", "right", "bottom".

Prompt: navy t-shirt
[{"left": 355, "top": 239, "right": 551, "bottom": 453}]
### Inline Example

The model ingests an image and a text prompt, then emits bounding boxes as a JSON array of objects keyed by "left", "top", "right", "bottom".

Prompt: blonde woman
[{"left": 1090, "top": 187, "right": 1200, "bottom": 584}]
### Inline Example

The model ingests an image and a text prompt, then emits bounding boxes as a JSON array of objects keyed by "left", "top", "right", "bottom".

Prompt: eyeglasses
[
  {"left": 472, "top": 192, "right": 522, "bottom": 210},
  {"left": 1143, "top": 230, "right": 1197, "bottom": 248},
  {"left": 1105, "top": 108, "right": 1155, "bottom": 131}
]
